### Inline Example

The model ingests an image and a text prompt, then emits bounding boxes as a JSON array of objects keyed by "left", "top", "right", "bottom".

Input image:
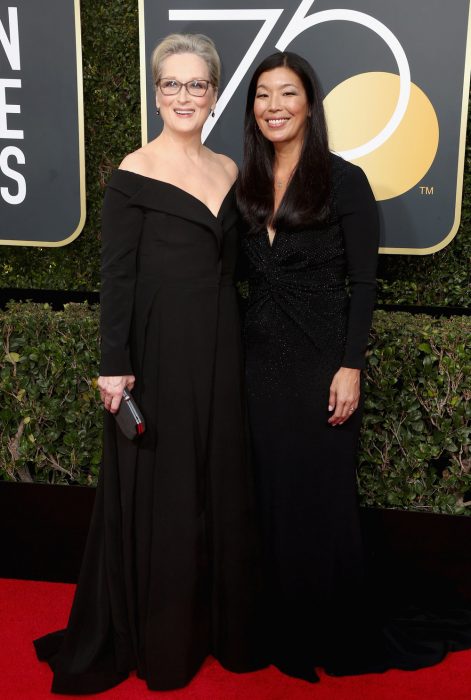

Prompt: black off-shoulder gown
[
  {"left": 34, "top": 170, "right": 264, "bottom": 693},
  {"left": 242, "top": 154, "right": 471, "bottom": 682}
]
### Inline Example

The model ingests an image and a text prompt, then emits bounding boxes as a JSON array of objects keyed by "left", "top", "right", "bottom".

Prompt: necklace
[{"left": 275, "top": 168, "right": 295, "bottom": 190}]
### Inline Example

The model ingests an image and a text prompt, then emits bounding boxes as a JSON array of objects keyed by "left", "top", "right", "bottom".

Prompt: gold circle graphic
[{"left": 323, "top": 72, "right": 439, "bottom": 201}]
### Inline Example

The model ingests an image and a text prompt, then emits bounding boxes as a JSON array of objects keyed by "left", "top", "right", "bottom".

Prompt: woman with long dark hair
[{"left": 237, "top": 51, "right": 471, "bottom": 682}]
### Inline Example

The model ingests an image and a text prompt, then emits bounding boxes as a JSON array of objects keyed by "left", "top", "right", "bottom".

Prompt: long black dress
[
  {"left": 242, "top": 154, "right": 471, "bottom": 682},
  {"left": 34, "top": 170, "right": 263, "bottom": 693}
]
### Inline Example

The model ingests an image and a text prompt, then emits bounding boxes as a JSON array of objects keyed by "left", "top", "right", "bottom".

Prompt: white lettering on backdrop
[{"left": 0, "top": 7, "right": 26, "bottom": 205}]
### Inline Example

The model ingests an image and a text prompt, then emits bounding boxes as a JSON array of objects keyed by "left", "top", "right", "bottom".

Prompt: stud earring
[{"left": 156, "top": 108, "right": 160, "bottom": 116}]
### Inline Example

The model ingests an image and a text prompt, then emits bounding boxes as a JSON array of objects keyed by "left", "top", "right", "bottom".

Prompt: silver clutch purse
[{"left": 114, "top": 387, "right": 146, "bottom": 440}]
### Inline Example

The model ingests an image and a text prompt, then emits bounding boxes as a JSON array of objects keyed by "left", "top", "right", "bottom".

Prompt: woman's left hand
[{"left": 327, "top": 367, "right": 361, "bottom": 426}]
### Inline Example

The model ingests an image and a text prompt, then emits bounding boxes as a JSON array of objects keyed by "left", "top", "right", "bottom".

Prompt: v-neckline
[
  {"left": 266, "top": 226, "right": 278, "bottom": 249},
  {"left": 117, "top": 169, "right": 235, "bottom": 220}
]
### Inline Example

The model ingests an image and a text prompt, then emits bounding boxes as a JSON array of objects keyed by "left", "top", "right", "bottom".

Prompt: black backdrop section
[
  {"left": 143, "top": 0, "right": 470, "bottom": 253},
  {"left": 0, "top": 1, "right": 85, "bottom": 246},
  {"left": 1, "top": 287, "right": 470, "bottom": 317},
  {"left": 2, "top": 482, "right": 470, "bottom": 603},
  {"left": 0, "top": 0, "right": 469, "bottom": 307},
  {"left": 0, "top": 288, "right": 99, "bottom": 310}
]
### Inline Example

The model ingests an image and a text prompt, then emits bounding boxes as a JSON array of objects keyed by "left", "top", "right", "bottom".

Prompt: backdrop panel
[
  {"left": 0, "top": 1, "right": 85, "bottom": 247},
  {"left": 139, "top": 0, "right": 471, "bottom": 254}
]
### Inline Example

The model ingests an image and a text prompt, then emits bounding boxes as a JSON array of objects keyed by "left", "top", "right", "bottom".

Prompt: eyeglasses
[{"left": 156, "top": 79, "right": 212, "bottom": 97}]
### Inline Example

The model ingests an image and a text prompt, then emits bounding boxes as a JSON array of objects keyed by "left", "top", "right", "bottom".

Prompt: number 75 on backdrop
[{"left": 139, "top": 0, "right": 471, "bottom": 254}]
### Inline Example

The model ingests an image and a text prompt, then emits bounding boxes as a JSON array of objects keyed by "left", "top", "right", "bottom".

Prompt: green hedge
[
  {"left": 358, "top": 312, "right": 471, "bottom": 513},
  {"left": 1, "top": 303, "right": 101, "bottom": 486},
  {"left": 1, "top": 303, "right": 470, "bottom": 515},
  {"left": 0, "top": 0, "right": 469, "bottom": 307}
]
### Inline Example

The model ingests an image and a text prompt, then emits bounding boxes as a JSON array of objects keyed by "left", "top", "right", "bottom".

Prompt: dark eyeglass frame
[{"left": 156, "top": 78, "right": 213, "bottom": 96}]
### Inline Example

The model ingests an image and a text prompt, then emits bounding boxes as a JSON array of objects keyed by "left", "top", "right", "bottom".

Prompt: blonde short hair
[{"left": 151, "top": 33, "right": 221, "bottom": 91}]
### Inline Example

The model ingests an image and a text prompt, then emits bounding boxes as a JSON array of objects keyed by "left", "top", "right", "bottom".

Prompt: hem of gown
[
  {"left": 136, "top": 654, "right": 206, "bottom": 692},
  {"left": 268, "top": 649, "right": 449, "bottom": 685},
  {"left": 50, "top": 670, "right": 129, "bottom": 696},
  {"left": 35, "top": 633, "right": 269, "bottom": 695},
  {"left": 138, "top": 655, "right": 270, "bottom": 692},
  {"left": 269, "top": 606, "right": 471, "bottom": 683},
  {"left": 34, "top": 633, "right": 129, "bottom": 696},
  {"left": 136, "top": 670, "right": 199, "bottom": 692},
  {"left": 217, "top": 654, "right": 269, "bottom": 676},
  {"left": 271, "top": 659, "right": 320, "bottom": 684},
  {"left": 136, "top": 652, "right": 268, "bottom": 692}
]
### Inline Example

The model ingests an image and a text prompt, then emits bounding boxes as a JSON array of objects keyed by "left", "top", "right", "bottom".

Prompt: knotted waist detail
[
  {"left": 246, "top": 268, "right": 349, "bottom": 354},
  {"left": 248, "top": 267, "right": 347, "bottom": 306}
]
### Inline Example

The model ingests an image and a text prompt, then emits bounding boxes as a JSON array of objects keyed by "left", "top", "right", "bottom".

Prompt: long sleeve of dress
[
  {"left": 336, "top": 164, "right": 379, "bottom": 369},
  {"left": 99, "top": 181, "right": 144, "bottom": 376}
]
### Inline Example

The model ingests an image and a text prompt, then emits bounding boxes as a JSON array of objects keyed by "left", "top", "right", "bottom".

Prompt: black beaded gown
[
  {"left": 34, "top": 170, "right": 264, "bottom": 694},
  {"left": 242, "top": 154, "right": 471, "bottom": 682}
]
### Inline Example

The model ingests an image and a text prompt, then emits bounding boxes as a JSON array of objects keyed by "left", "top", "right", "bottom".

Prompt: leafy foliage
[
  {"left": 359, "top": 312, "right": 471, "bottom": 514},
  {"left": 0, "top": 303, "right": 101, "bottom": 485},
  {"left": 0, "top": 0, "right": 469, "bottom": 307},
  {"left": 1, "top": 304, "right": 470, "bottom": 516}
]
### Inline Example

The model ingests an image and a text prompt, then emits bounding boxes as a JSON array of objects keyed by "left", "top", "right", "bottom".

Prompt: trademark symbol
[{"left": 419, "top": 186, "right": 434, "bottom": 195}]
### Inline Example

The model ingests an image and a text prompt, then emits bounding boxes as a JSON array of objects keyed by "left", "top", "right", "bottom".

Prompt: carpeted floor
[{"left": 1, "top": 578, "right": 470, "bottom": 699}]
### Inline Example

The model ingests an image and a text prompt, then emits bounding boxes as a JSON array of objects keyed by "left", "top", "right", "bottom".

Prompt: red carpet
[{"left": 1, "top": 578, "right": 470, "bottom": 700}]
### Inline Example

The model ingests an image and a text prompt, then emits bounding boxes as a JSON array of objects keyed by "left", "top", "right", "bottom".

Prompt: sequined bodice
[
  {"left": 242, "top": 155, "right": 378, "bottom": 380},
  {"left": 242, "top": 218, "right": 349, "bottom": 358},
  {"left": 241, "top": 155, "right": 379, "bottom": 374}
]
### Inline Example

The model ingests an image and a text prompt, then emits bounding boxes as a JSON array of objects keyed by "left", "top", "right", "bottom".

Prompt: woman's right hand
[{"left": 97, "top": 375, "right": 135, "bottom": 414}]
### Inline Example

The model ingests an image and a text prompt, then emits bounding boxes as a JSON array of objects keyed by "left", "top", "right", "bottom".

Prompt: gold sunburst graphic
[{"left": 324, "top": 71, "right": 439, "bottom": 201}]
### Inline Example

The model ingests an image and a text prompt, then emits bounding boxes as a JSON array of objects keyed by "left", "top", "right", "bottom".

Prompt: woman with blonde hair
[{"left": 35, "top": 33, "right": 263, "bottom": 694}]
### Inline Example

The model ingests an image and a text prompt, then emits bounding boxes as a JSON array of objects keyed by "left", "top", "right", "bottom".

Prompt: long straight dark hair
[{"left": 236, "top": 52, "right": 331, "bottom": 232}]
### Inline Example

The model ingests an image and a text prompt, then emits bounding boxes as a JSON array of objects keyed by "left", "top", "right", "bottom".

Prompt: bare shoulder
[
  {"left": 119, "top": 145, "right": 158, "bottom": 177},
  {"left": 203, "top": 148, "right": 238, "bottom": 183},
  {"left": 119, "top": 150, "right": 149, "bottom": 176},
  {"left": 215, "top": 152, "right": 238, "bottom": 181}
]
